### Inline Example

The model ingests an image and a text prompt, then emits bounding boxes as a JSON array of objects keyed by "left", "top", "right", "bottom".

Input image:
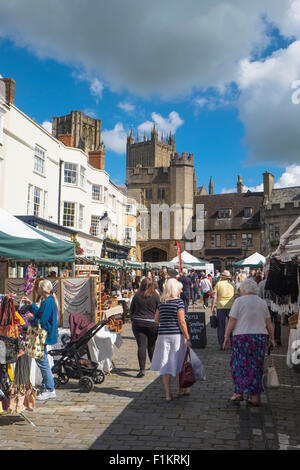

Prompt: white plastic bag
[{"left": 189, "top": 348, "right": 206, "bottom": 381}]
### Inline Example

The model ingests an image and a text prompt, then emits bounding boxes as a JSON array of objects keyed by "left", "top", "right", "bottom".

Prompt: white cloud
[
  {"left": 221, "top": 165, "right": 300, "bottom": 193},
  {"left": 138, "top": 111, "right": 184, "bottom": 137},
  {"left": 118, "top": 101, "right": 135, "bottom": 113},
  {"left": 89, "top": 78, "right": 104, "bottom": 100},
  {"left": 0, "top": 1, "right": 293, "bottom": 97},
  {"left": 235, "top": 40, "right": 300, "bottom": 165},
  {"left": 102, "top": 122, "right": 127, "bottom": 155},
  {"left": 41, "top": 120, "right": 52, "bottom": 133}
]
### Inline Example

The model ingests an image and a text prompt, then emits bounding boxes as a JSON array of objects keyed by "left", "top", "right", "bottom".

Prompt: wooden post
[{"left": 59, "top": 278, "right": 63, "bottom": 326}]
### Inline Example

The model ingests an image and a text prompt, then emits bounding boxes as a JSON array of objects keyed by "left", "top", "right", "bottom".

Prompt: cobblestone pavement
[{"left": 0, "top": 303, "right": 299, "bottom": 450}]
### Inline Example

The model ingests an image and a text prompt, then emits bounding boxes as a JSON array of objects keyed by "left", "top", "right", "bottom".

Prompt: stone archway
[{"left": 142, "top": 247, "right": 168, "bottom": 262}]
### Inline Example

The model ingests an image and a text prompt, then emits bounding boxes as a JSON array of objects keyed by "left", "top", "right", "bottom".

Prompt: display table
[
  {"left": 30, "top": 325, "right": 123, "bottom": 386},
  {"left": 103, "top": 305, "right": 123, "bottom": 319}
]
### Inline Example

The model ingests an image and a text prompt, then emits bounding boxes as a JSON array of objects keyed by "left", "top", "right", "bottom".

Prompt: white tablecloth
[{"left": 30, "top": 326, "right": 123, "bottom": 386}]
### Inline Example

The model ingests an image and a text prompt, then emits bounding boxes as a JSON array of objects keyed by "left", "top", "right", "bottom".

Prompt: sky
[{"left": 1, "top": 1, "right": 300, "bottom": 193}]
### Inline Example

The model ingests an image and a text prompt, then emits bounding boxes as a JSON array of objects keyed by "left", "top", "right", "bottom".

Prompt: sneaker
[{"left": 36, "top": 390, "right": 56, "bottom": 401}]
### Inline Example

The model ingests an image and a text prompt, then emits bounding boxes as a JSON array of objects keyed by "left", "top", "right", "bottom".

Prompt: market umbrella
[
  {"left": 0, "top": 208, "right": 75, "bottom": 262},
  {"left": 234, "top": 252, "right": 266, "bottom": 269}
]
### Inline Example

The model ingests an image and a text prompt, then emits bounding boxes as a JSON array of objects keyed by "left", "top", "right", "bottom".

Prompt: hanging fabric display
[
  {"left": 265, "top": 258, "right": 299, "bottom": 314},
  {"left": 0, "top": 295, "right": 36, "bottom": 415}
]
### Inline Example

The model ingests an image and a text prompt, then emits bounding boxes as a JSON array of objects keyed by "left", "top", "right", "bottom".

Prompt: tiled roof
[
  {"left": 194, "top": 191, "right": 264, "bottom": 231},
  {"left": 269, "top": 187, "right": 300, "bottom": 204}
]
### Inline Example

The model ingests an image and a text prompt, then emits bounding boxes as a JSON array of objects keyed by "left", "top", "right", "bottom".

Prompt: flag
[{"left": 176, "top": 241, "right": 182, "bottom": 274}]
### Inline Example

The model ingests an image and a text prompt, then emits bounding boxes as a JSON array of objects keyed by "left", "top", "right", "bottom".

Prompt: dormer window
[
  {"left": 218, "top": 208, "right": 232, "bottom": 219},
  {"left": 244, "top": 207, "right": 253, "bottom": 218}
]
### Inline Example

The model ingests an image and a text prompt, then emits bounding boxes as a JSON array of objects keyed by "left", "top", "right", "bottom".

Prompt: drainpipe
[{"left": 58, "top": 160, "right": 64, "bottom": 224}]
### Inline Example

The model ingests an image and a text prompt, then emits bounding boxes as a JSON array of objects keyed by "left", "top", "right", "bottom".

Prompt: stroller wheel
[
  {"left": 58, "top": 374, "right": 69, "bottom": 385},
  {"left": 79, "top": 376, "right": 94, "bottom": 393},
  {"left": 93, "top": 370, "right": 105, "bottom": 384}
]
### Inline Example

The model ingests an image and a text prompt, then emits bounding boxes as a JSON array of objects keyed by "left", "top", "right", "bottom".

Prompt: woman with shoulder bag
[{"left": 22, "top": 279, "right": 59, "bottom": 401}]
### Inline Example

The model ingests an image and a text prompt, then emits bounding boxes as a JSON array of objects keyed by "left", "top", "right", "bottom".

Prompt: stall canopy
[
  {"left": 0, "top": 208, "right": 75, "bottom": 262},
  {"left": 234, "top": 252, "right": 266, "bottom": 269},
  {"left": 169, "top": 251, "right": 206, "bottom": 267}
]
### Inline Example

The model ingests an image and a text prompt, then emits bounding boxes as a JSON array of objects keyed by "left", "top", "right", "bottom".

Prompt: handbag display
[
  {"left": 25, "top": 322, "right": 47, "bottom": 360},
  {"left": 179, "top": 347, "right": 196, "bottom": 389},
  {"left": 0, "top": 336, "right": 19, "bottom": 364},
  {"left": 0, "top": 297, "right": 19, "bottom": 339},
  {"left": 210, "top": 315, "right": 218, "bottom": 329}
]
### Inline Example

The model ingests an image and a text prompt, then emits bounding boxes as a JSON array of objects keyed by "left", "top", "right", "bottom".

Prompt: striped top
[{"left": 158, "top": 298, "right": 185, "bottom": 335}]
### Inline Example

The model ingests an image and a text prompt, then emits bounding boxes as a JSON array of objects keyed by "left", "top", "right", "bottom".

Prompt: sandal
[
  {"left": 230, "top": 394, "right": 244, "bottom": 402},
  {"left": 247, "top": 398, "right": 260, "bottom": 407}
]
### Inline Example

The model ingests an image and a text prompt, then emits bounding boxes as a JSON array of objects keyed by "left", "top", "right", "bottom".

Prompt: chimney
[
  {"left": 263, "top": 171, "right": 274, "bottom": 201},
  {"left": 237, "top": 175, "right": 244, "bottom": 194},
  {"left": 209, "top": 176, "right": 214, "bottom": 195},
  {"left": 57, "top": 134, "right": 74, "bottom": 147},
  {"left": 88, "top": 149, "right": 105, "bottom": 170},
  {"left": 1, "top": 78, "right": 16, "bottom": 105}
]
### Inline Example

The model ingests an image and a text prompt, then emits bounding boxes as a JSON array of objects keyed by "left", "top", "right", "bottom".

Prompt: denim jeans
[
  {"left": 192, "top": 288, "right": 199, "bottom": 303},
  {"left": 35, "top": 347, "right": 55, "bottom": 392}
]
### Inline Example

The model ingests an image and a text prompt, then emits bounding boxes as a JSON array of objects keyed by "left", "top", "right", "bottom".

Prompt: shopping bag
[
  {"left": 189, "top": 348, "right": 206, "bottom": 381},
  {"left": 25, "top": 323, "right": 47, "bottom": 360},
  {"left": 179, "top": 347, "right": 196, "bottom": 388},
  {"left": 265, "top": 357, "right": 280, "bottom": 389},
  {"left": 264, "top": 349, "right": 280, "bottom": 389}
]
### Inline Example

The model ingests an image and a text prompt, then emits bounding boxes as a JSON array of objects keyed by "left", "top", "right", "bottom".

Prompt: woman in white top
[
  {"left": 223, "top": 278, "right": 275, "bottom": 406},
  {"left": 200, "top": 275, "right": 212, "bottom": 308}
]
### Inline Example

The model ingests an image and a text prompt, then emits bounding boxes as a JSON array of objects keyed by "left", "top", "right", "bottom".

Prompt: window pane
[
  {"left": 33, "top": 187, "right": 41, "bottom": 217},
  {"left": 92, "top": 185, "right": 100, "bottom": 200},
  {"left": 63, "top": 202, "right": 75, "bottom": 227},
  {"left": 91, "top": 215, "right": 99, "bottom": 236},
  {"left": 34, "top": 146, "right": 45, "bottom": 174},
  {"left": 64, "top": 163, "right": 77, "bottom": 184},
  {"left": 79, "top": 205, "right": 84, "bottom": 230}
]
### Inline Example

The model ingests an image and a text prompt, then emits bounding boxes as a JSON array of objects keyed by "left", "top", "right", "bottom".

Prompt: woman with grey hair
[
  {"left": 223, "top": 278, "right": 275, "bottom": 406},
  {"left": 151, "top": 278, "right": 192, "bottom": 401}
]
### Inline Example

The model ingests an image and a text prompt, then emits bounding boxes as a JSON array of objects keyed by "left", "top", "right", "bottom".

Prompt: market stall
[
  {"left": 234, "top": 252, "right": 266, "bottom": 269},
  {"left": 268, "top": 216, "right": 300, "bottom": 372}
]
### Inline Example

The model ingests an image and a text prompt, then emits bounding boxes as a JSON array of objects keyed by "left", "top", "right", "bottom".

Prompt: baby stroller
[{"left": 48, "top": 313, "right": 109, "bottom": 393}]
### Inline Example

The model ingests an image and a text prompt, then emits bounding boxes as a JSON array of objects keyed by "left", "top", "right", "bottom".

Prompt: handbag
[
  {"left": 0, "top": 336, "right": 19, "bottom": 364},
  {"left": 210, "top": 315, "right": 218, "bottom": 329},
  {"left": 25, "top": 322, "right": 47, "bottom": 360},
  {"left": 0, "top": 297, "right": 19, "bottom": 339},
  {"left": 264, "top": 348, "right": 280, "bottom": 389},
  {"left": 179, "top": 347, "right": 196, "bottom": 389}
]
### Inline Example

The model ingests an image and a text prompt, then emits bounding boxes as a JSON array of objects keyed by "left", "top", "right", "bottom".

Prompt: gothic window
[
  {"left": 145, "top": 188, "right": 153, "bottom": 200},
  {"left": 269, "top": 224, "right": 280, "bottom": 242},
  {"left": 157, "top": 188, "right": 166, "bottom": 200}
]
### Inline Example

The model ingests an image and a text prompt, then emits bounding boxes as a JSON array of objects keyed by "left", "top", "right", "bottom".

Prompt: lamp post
[{"left": 100, "top": 211, "right": 111, "bottom": 259}]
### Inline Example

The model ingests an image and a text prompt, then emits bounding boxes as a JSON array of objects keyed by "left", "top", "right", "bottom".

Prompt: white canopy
[
  {"left": 235, "top": 252, "right": 266, "bottom": 267},
  {"left": 169, "top": 250, "right": 205, "bottom": 265}
]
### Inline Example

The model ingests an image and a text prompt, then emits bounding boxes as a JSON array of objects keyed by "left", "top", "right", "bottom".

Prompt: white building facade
[{"left": 0, "top": 78, "right": 136, "bottom": 260}]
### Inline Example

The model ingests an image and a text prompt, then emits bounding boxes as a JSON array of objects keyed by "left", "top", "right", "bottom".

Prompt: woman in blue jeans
[{"left": 22, "top": 279, "right": 58, "bottom": 401}]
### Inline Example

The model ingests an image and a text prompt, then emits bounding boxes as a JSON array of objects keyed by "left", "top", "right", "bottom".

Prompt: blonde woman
[
  {"left": 150, "top": 279, "right": 192, "bottom": 402},
  {"left": 22, "top": 280, "right": 59, "bottom": 401}
]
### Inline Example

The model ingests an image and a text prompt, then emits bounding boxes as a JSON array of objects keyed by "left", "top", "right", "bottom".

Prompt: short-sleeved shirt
[
  {"left": 213, "top": 280, "right": 238, "bottom": 309},
  {"left": 229, "top": 295, "right": 270, "bottom": 336},
  {"left": 158, "top": 298, "right": 185, "bottom": 335}
]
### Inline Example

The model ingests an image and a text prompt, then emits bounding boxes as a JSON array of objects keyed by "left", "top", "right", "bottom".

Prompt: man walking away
[
  {"left": 178, "top": 269, "right": 193, "bottom": 314},
  {"left": 211, "top": 270, "right": 238, "bottom": 349},
  {"left": 200, "top": 274, "right": 211, "bottom": 309}
]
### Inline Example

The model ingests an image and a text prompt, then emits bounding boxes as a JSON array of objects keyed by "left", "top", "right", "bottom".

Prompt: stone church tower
[
  {"left": 52, "top": 110, "right": 106, "bottom": 170},
  {"left": 126, "top": 127, "right": 195, "bottom": 262}
]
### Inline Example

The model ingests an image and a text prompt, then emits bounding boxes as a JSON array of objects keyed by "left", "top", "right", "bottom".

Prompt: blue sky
[{"left": 1, "top": 1, "right": 300, "bottom": 193}]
